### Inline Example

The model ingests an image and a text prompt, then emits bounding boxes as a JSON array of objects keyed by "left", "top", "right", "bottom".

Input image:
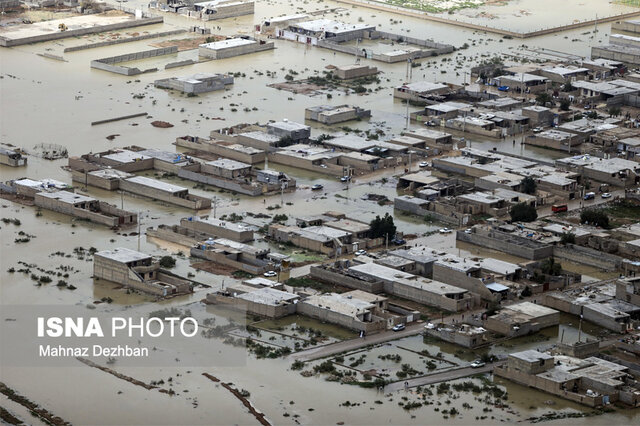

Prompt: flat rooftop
[
  {"left": 397, "top": 81, "right": 448, "bottom": 93},
  {"left": 125, "top": 176, "right": 187, "bottom": 194},
  {"left": 36, "top": 190, "right": 95, "bottom": 204},
  {"left": 268, "top": 120, "right": 310, "bottom": 132},
  {"left": 291, "top": 19, "right": 374, "bottom": 34},
  {"left": 102, "top": 150, "right": 152, "bottom": 164},
  {"left": 505, "top": 302, "right": 558, "bottom": 318},
  {"left": 189, "top": 216, "right": 252, "bottom": 233},
  {"left": 0, "top": 13, "right": 134, "bottom": 42},
  {"left": 200, "top": 38, "right": 256, "bottom": 50},
  {"left": 302, "top": 292, "right": 375, "bottom": 317},
  {"left": 206, "top": 158, "right": 251, "bottom": 170},
  {"left": 510, "top": 349, "right": 554, "bottom": 363},
  {"left": 349, "top": 262, "right": 415, "bottom": 281},
  {"left": 96, "top": 247, "right": 151, "bottom": 263},
  {"left": 235, "top": 287, "right": 299, "bottom": 306},
  {"left": 137, "top": 148, "right": 191, "bottom": 164}
]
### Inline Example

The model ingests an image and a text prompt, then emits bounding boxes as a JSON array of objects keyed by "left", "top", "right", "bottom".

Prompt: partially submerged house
[{"left": 94, "top": 247, "right": 192, "bottom": 297}]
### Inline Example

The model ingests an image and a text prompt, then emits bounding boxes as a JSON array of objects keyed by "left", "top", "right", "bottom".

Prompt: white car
[
  {"left": 354, "top": 249, "right": 367, "bottom": 256},
  {"left": 464, "top": 228, "right": 472, "bottom": 234},
  {"left": 439, "top": 228, "right": 452, "bottom": 234},
  {"left": 424, "top": 323, "right": 436, "bottom": 330},
  {"left": 340, "top": 176, "right": 351, "bottom": 182},
  {"left": 601, "top": 192, "right": 612, "bottom": 199},
  {"left": 392, "top": 324, "right": 406, "bottom": 332},
  {"left": 419, "top": 161, "right": 429, "bottom": 168},
  {"left": 470, "top": 360, "right": 485, "bottom": 368},
  {"left": 263, "top": 271, "right": 277, "bottom": 277}
]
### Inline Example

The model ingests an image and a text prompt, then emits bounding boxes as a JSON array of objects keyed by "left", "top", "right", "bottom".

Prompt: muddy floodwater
[{"left": 1, "top": 0, "right": 640, "bottom": 424}]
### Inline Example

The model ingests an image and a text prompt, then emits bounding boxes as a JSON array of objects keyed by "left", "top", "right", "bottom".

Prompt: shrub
[
  {"left": 580, "top": 209, "right": 609, "bottom": 228},
  {"left": 510, "top": 203, "right": 537, "bottom": 222},
  {"left": 159, "top": 256, "right": 176, "bottom": 268}
]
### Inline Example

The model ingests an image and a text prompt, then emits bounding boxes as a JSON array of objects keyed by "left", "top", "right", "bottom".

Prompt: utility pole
[
  {"left": 137, "top": 212, "right": 141, "bottom": 252},
  {"left": 121, "top": 190, "right": 124, "bottom": 210},
  {"left": 385, "top": 233, "right": 389, "bottom": 251},
  {"left": 212, "top": 196, "right": 217, "bottom": 218}
]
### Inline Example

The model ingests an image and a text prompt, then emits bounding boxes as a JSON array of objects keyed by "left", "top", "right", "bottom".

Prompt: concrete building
[
  {"left": 304, "top": 105, "right": 371, "bottom": 124},
  {"left": 425, "top": 324, "right": 491, "bottom": 348},
  {"left": 492, "top": 73, "right": 549, "bottom": 93},
  {"left": 268, "top": 224, "right": 354, "bottom": 255},
  {"left": 393, "top": 81, "right": 450, "bottom": 102},
  {"left": 175, "top": 137, "right": 265, "bottom": 164},
  {"left": 495, "top": 351, "right": 640, "bottom": 407},
  {"left": 401, "top": 128, "right": 454, "bottom": 150},
  {"left": 266, "top": 120, "right": 311, "bottom": 142},
  {"left": 526, "top": 129, "right": 581, "bottom": 152},
  {"left": 485, "top": 302, "right": 560, "bottom": 337},
  {"left": 556, "top": 155, "right": 640, "bottom": 187},
  {"left": 199, "top": 37, "right": 274, "bottom": 59},
  {"left": 188, "top": 0, "right": 254, "bottom": 20},
  {"left": 34, "top": 191, "right": 137, "bottom": 227},
  {"left": 276, "top": 19, "right": 375, "bottom": 45},
  {"left": 539, "top": 66, "right": 590, "bottom": 83},
  {"left": 347, "top": 262, "right": 474, "bottom": 312},
  {"left": 119, "top": 176, "right": 211, "bottom": 209},
  {"left": 94, "top": 247, "right": 192, "bottom": 297},
  {"left": 154, "top": 73, "right": 233, "bottom": 94},
  {"left": 208, "top": 286, "right": 299, "bottom": 318},
  {"left": 12, "top": 178, "right": 71, "bottom": 198},
  {"left": 522, "top": 106, "right": 554, "bottom": 126},
  {"left": 296, "top": 291, "right": 389, "bottom": 332},
  {"left": 333, "top": 64, "right": 378, "bottom": 80},
  {"left": 181, "top": 216, "right": 254, "bottom": 242},
  {"left": 190, "top": 237, "right": 277, "bottom": 275},
  {"left": 0, "top": 147, "right": 27, "bottom": 167}
]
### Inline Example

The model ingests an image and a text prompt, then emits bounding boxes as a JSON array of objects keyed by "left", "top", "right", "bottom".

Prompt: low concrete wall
[
  {"left": 1, "top": 16, "right": 164, "bottom": 47},
  {"left": 64, "top": 29, "right": 184, "bottom": 52},
  {"left": 296, "top": 302, "right": 386, "bottom": 333},
  {"left": 310, "top": 266, "right": 384, "bottom": 293},
  {"left": 178, "top": 168, "right": 263, "bottom": 196},
  {"left": 553, "top": 244, "right": 624, "bottom": 272},
  {"left": 456, "top": 229, "right": 553, "bottom": 260},
  {"left": 91, "top": 46, "right": 177, "bottom": 76}
]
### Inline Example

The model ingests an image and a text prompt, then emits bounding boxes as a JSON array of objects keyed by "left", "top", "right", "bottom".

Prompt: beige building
[{"left": 94, "top": 247, "right": 192, "bottom": 297}]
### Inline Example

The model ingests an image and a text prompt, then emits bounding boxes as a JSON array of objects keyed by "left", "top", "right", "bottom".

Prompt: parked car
[
  {"left": 601, "top": 192, "right": 612, "bottom": 199},
  {"left": 497, "top": 85, "right": 509, "bottom": 92},
  {"left": 464, "top": 228, "right": 473, "bottom": 234},
  {"left": 354, "top": 249, "right": 367, "bottom": 256},
  {"left": 532, "top": 127, "right": 544, "bottom": 133},
  {"left": 419, "top": 161, "right": 429, "bottom": 168},
  {"left": 320, "top": 164, "right": 328, "bottom": 169},
  {"left": 263, "top": 271, "right": 277, "bottom": 277},
  {"left": 340, "top": 176, "right": 351, "bottom": 182},
  {"left": 392, "top": 324, "right": 406, "bottom": 332},
  {"left": 424, "top": 323, "right": 436, "bottom": 330},
  {"left": 311, "top": 184, "right": 324, "bottom": 191},
  {"left": 470, "top": 360, "right": 485, "bottom": 368},
  {"left": 584, "top": 192, "right": 595, "bottom": 200},
  {"left": 439, "top": 228, "right": 452, "bottom": 234},
  {"left": 391, "top": 238, "right": 406, "bottom": 245},
  {"left": 425, "top": 120, "right": 437, "bottom": 127}
]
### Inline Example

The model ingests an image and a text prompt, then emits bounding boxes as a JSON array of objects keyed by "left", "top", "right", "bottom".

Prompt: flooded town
[{"left": 1, "top": 0, "right": 640, "bottom": 425}]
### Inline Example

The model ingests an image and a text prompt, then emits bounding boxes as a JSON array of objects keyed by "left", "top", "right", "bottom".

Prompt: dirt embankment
[
  {"left": 202, "top": 373, "right": 271, "bottom": 426},
  {"left": 0, "top": 382, "right": 71, "bottom": 426}
]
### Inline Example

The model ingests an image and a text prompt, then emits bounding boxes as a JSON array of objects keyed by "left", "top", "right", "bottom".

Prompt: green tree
[
  {"left": 510, "top": 203, "right": 538, "bottom": 222},
  {"left": 159, "top": 256, "right": 176, "bottom": 268},
  {"left": 521, "top": 176, "right": 537, "bottom": 195},
  {"left": 608, "top": 106, "right": 621, "bottom": 117},
  {"left": 580, "top": 209, "right": 610, "bottom": 228},
  {"left": 521, "top": 286, "right": 532, "bottom": 297},
  {"left": 536, "top": 92, "right": 551, "bottom": 106},
  {"left": 559, "top": 99, "right": 571, "bottom": 111},
  {"left": 560, "top": 232, "right": 576, "bottom": 244},
  {"left": 369, "top": 213, "right": 396, "bottom": 239},
  {"left": 540, "top": 257, "right": 562, "bottom": 276}
]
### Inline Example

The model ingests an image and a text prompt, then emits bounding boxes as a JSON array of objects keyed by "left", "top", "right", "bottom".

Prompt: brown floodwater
[{"left": 1, "top": 0, "right": 639, "bottom": 424}]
